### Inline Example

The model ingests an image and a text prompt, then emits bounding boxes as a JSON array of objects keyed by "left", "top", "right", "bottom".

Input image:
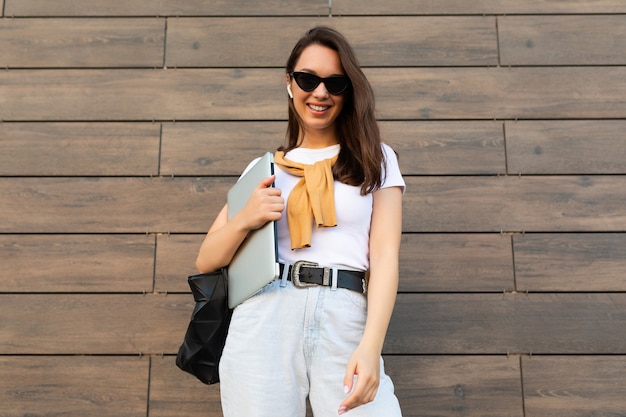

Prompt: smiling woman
[
  {"left": 285, "top": 44, "right": 347, "bottom": 148},
  {"left": 195, "top": 26, "right": 405, "bottom": 417}
]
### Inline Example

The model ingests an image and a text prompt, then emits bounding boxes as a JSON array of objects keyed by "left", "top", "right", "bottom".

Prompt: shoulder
[{"left": 379, "top": 142, "right": 406, "bottom": 192}]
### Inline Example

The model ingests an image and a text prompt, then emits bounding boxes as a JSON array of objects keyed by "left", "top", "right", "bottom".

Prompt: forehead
[{"left": 294, "top": 44, "right": 344, "bottom": 75}]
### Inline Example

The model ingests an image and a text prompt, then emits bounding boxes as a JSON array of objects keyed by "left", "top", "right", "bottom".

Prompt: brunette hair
[{"left": 281, "top": 26, "right": 385, "bottom": 195}]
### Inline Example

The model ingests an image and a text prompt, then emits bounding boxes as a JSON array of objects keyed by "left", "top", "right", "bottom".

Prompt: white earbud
[{"left": 287, "top": 84, "right": 294, "bottom": 99}]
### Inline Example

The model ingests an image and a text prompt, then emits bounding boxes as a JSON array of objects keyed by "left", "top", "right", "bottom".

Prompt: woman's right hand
[{"left": 235, "top": 175, "right": 284, "bottom": 231}]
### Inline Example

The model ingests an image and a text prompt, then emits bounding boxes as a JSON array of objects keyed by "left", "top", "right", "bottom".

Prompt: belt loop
[
  {"left": 280, "top": 262, "right": 289, "bottom": 287},
  {"left": 330, "top": 266, "right": 339, "bottom": 291}
]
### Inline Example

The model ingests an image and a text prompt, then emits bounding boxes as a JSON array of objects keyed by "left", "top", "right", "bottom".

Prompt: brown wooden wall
[{"left": 1, "top": 1, "right": 626, "bottom": 416}]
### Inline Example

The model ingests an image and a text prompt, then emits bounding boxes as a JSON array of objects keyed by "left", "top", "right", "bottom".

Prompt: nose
[{"left": 312, "top": 81, "right": 329, "bottom": 98}]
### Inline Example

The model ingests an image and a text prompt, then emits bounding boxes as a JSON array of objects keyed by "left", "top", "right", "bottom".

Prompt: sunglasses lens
[
  {"left": 293, "top": 73, "right": 320, "bottom": 92},
  {"left": 292, "top": 72, "right": 349, "bottom": 95},
  {"left": 324, "top": 77, "right": 349, "bottom": 95}
]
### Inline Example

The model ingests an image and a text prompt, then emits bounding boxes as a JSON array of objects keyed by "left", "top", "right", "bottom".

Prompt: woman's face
[{"left": 287, "top": 44, "right": 346, "bottom": 142}]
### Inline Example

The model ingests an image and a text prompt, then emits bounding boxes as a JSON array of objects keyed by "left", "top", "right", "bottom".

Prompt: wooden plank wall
[{"left": 1, "top": 1, "right": 626, "bottom": 416}]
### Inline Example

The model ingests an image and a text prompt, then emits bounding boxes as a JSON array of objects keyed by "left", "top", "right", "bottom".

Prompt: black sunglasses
[{"left": 290, "top": 72, "right": 350, "bottom": 95}]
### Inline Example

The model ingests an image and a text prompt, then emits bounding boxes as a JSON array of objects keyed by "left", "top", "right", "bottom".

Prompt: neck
[{"left": 298, "top": 128, "right": 339, "bottom": 149}]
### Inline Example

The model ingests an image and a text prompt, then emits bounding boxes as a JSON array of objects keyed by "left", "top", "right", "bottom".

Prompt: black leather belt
[{"left": 279, "top": 261, "right": 367, "bottom": 294}]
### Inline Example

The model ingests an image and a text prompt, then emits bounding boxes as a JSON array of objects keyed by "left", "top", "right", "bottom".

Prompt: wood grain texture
[
  {"left": 381, "top": 121, "right": 505, "bottom": 175},
  {"left": 386, "top": 293, "right": 626, "bottom": 354},
  {"left": 166, "top": 16, "right": 497, "bottom": 67},
  {"left": 162, "top": 120, "right": 506, "bottom": 176},
  {"left": 0, "top": 177, "right": 231, "bottom": 233},
  {"left": 403, "top": 176, "right": 626, "bottom": 233},
  {"left": 156, "top": 233, "right": 515, "bottom": 293},
  {"left": 0, "top": 69, "right": 286, "bottom": 121},
  {"left": 0, "top": 234, "right": 155, "bottom": 292},
  {"left": 0, "top": 294, "right": 191, "bottom": 354},
  {"left": 523, "top": 356, "right": 626, "bottom": 416},
  {"left": 399, "top": 234, "right": 514, "bottom": 292},
  {"left": 155, "top": 234, "right": 204, "bottom": 293},
  {"left": 366, "top": 67, "right": 626, "bottom": 120},
  {"left": 499, "top": 15, "right": 626, "bottom": 65},
  {"left": 4, "top": 176, "right": 625, "bottom": 234},
  {"left": 385, "top": 356, "right": 523, "bottom": 417},
  {"left": 0, "top": 122, "right": 160, "bottom": 176},
  {"left": 160, "top": 121, "right": 285, "bottom": 176},
  {"left": 514, "top": 233, "right": 626, "bottom": 292},
  {"left": 0, "top": 18, "right": 165, "bottom": 68},
  {"left": 506, "top": 120, "right": 626, "bottom": 175},
  {"left": 332, "top": 0, "right": 626, "bottom": 15},
  {"left": 4, "top": 0, "right": 328, "bottom": 16},
  {"left": 0, "top": 356, "right": 148, "bottom": 417},
  {"left": 7, "top": 293, "right": 624, "bottom": 355},
  {"left": 149, "top": 355, "right": 223, "bottom": 417},
  {"left": 2, "top": 67, "right": 625, "bottom": 121}
]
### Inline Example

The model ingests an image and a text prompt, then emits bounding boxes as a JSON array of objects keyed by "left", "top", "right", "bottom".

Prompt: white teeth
[{"left": 309, "top": 104, "right": 329, "bottom": 111}]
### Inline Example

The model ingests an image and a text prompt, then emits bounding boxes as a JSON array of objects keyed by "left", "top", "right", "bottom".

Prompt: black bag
[{"left": 175, "top": 269, "right": 232, "bottom": 384}]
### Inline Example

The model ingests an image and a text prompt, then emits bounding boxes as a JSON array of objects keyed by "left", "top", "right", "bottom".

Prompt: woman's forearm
[{"left": 195, "top": 205, "right": 250, "bottom": 273}]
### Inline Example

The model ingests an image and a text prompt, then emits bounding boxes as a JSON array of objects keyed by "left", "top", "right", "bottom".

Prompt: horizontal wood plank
[
  {"left": 368, "top": 67, "right": 626, "bottom": 120},
  {"left": 385, "top": 356, "right": 523, "bottom": 417},
  {"left": 0, "top": 122, "right": 160, "bottom": 176},
  {"left": 400, "top": 234, "right": 514, "bottom": 292},
  {"left": 166, "top": 16, "right": 497, "bottom": 67},
  {"left": 523, "top": 356, "right": 626, "bottom": 417},
  {"left": 4, "top": 0, "right": 328, "bottom": 16},
  {"left": 333, "top": 0, "right": 626, "bottom": 14},
  {"left": 149, "top": 355, "right": 223, "bottom": 417},
  {"left": 0, "top": 18, "right": 165, "bottom": 68},
  {"left": 5, "top": 293, "right": 625, "bottom": 355},
  {"left": 381, "top": 121, "right": 505, "bottom": 175},
  {"left": 0, "top": 356, "right": 148, "bottom": 417},
  {"left": 2, "top": 67, "right": 626, "bottom": 121},
  {"left": 155, "top": 233, "right": 515, "bottom": 293},
  {"left": 386, "top": 293, "right": 626, "bottom": 354},
  {"left": 161, "top": 121, "right": 505, "bottom": 176},
  {"left": 0, "top": 234, "right": 155, "bottom": 292},
  {"left": 0, "top": 177, "right": 231, "bottom": 233},
  {"left": 155, "top": 234, "right": 204, "bottom": 292},
  {"left": 160, "top": 122, "right": 285, "bottom": 176},
  {"left": 403, "top": 176, "right": 626, "bottom": 233},
  {"left": 506, "top": 120, "right": 626, "bottom": 175},
  {"left": 514, "top": 233, "right": 626, "bottom": 292},
  {"left": 499, "top": 15, "right": 626, "bottom": 66},
  {"left": 0, "top": 68, "right": 286, "bottom": 121},
  {"left": 0, "top": 294, "right": 192, "bottom": 354},
  {"left": 3, "top": 176, "right": 625, "bottom": 234}
]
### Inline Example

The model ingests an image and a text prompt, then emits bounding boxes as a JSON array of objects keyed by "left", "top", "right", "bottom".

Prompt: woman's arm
[
  {"left": 339, "top": 185, "right": 403, "bottom": 414},
  {"left": 195, "top": 175, "right": 284, "bottom": 273}
]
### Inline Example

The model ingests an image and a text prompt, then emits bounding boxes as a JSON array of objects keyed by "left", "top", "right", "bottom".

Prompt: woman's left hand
[{"left": 338, "top": 344, "right": 381, "bottom": 415}]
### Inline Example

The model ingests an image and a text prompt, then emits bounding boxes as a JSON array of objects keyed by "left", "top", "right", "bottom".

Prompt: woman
[{"left": 196, "top": 26, "right": 404, "bottom": 417}]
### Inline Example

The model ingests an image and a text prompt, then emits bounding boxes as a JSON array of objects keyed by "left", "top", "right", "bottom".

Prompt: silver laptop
[{"left": 227, "top": 152, "right": 279, "bottom": 308}]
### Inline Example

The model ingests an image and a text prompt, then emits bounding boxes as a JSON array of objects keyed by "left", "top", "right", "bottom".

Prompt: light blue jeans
[{"left": 219, "top": 279, "right": 402, "bottom": 417}]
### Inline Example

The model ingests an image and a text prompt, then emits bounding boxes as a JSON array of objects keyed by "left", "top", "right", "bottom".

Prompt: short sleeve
[{"left": 380, "top": 143, "right": 406, "bottom": 193}]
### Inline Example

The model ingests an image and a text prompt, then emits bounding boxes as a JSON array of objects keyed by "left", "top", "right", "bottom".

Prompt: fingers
[
  {"left": 239, "top": 176, "right": 284, "bottom": 230},
  {"left": 258, "top": 175, "right": 276, "bottom": 189},
  {"left": 338, "top": 374, "right": 379, "bottom": 415},
  {"left": 338, "top": 353, "right": 380, "bottom": 414}
]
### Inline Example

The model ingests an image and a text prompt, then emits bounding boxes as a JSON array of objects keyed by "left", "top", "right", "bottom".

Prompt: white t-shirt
[{"left": 268, "top": 143, "right": 405, "bottom": 271}]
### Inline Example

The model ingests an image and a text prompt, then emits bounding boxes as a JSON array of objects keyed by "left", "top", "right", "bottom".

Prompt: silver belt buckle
[{"left": 292, "top": 260, "right": 318, "bottom": 288}]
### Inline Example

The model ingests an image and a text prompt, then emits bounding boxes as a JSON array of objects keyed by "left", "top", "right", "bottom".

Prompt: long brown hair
[{"left": 281, "top": 26, "right": 385, "bottom": 195}]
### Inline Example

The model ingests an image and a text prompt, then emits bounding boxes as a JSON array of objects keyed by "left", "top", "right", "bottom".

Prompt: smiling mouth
[{"left": 308, "top": 104, "right": 329, "bottom": 112}]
